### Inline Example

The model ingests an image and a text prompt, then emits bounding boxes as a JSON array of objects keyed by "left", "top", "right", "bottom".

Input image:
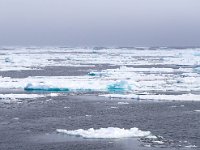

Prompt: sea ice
[
  {"left": 24, "top": 83, "right": 69, "bottom": 91},
  {"left": 117, "top": 102, "right": 129, "bottom": 105},
  {"left": 0, "top": 94, "right": 46, "bottom": 103},
  {"left": 185, "top": 145, "right": 197, "bottom": 148},
  {"left": 56, "top": 127, "right": 152, "bottom": 139},
  {"left": 194, "top": 67, "right": 200, "bottom": 73},
  {"left": 88, "top": 71, "right": 108, "bottom": 77},
  {"left": 100, "top": 94, "right": 139, "bottom": 100},
  {"left": 107, "top": 80, "right": 132, "bottom": 92},
  {"left": 1, "top": 47, "right": 200, "bottom": 102},
  {"left": 22, "top": 79, "right": 134, "bottom": 93},
  {"left": 0, "top": 94, "right": 45, "bottom": 99},
  {"left": 100, "top": 94, "right": 200, "bottom": 101},
  {"left": 5, "top": 57, "right": 12, "bottom": 63}
]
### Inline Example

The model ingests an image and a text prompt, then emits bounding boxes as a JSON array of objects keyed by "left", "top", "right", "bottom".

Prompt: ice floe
[
  {"left": 24, "top": 83, "right": 70, "bottom": 91},
  {"left": 100, "top": 94, "right": 139, "bottom": 100},
  {"left": 194, "top": 110, "right": 200, "bottom": 112},
  {"left": 110, "top": 106, "right": 118, "bottom": 109},
  {"left": 185, "top": 145, "right": 197, "bottom": 148},
  {"left": 100, "top": 94, "right": 200, "bottom": 101},
  {"left": 0, "top": 94, "right": 46, "bottom": 103},
  {"left": 50, "top": 93, "right": 60, "bottom": 97},
  {"left": 23, "top": 80, "right": 134, "bottom": 93},
  {"left": 0, "top": 94, "right": 45, "bottom": 99},
  {"left": 56, "top": 127, "right": 153, "bottom": 139},
  {"left": 117, "top": 102, "right": 129, "bottom": 105},
  {"left": 106, "top": 80, "right": 132, "bottom": 92}
]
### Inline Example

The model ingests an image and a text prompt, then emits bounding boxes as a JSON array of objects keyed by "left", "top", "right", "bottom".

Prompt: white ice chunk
[
  {"left": 117, "top": 102, "right": 129, "bottom": 105},
  {"left": 0, "top": 94, "right": 45, "bottom": 99},
  {"left": 56, "top": 127, "right": 152, "bottom": 139},
  {"left": 153, "top": 141, "right": 164, "bottom": 144},
  {"left": 100, "top": 94, "right": 139, "bottom": 100},
  {"left": 139, "top": 94, "right": 200, "bottom": 101},
  {"left": 0, "top": 94, "right": 45, "bottom": 103},
  {"left": 100, "top": 94, "right": 200, "bottom": 101},
  {"left": 185, "top": 145, "right": 197, "bottom": 148}
]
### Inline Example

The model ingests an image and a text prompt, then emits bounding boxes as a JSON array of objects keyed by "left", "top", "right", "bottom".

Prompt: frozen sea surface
[
  {"left": 0, "top": 47, "right": 200, "bottom": 149},
  {"left": 1, "top": 47, "right": 200, "bottom": 101}
]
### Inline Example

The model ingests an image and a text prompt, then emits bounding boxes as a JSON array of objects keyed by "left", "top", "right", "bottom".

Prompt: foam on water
[{"left": 56, "top": 127, "right": 153, "bottom": 139}]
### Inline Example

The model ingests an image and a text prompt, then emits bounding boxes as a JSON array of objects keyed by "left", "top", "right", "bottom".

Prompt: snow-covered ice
[
  {"left": 0, "top": 94, "right": 45, "bottom": 99},
  {"left": 1, "top": 47, "right": 200, "bottom": 101},
  {"left": 1, "top": 47, "right": 200, "bottom": 70},
  {"left": 56, "top": 127, "right": 153, "bottom": 139},
  {"left": 117, "top": 102, "right": 129, "bottom": 105},
  {"left": 0, "top": 94, "right": 46, "bottom": 103},
  {"left": 100, "top": 93, "right": 200, "bottom": 101},
  {"left": 194, "top": 110, "right": 200, "bottom": 112}
]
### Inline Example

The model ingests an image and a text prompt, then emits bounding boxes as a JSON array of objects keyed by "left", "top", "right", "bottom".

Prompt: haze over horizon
[{"left": 0, "top": 0, "right": 200, "bottom": 47}]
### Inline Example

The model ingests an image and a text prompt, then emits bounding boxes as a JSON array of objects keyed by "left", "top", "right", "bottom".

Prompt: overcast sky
[{"left": 0, "top": 0, "right": 200, "bottom": 46}]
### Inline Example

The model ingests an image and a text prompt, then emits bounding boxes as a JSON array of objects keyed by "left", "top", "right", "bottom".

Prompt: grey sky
[{"left": 0, "top": 0, "right": 200, "bottom": 46}]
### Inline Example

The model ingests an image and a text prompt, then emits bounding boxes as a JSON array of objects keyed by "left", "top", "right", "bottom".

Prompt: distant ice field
[{"left": 0, "top": 47, "right": 200, "bottom": 102}]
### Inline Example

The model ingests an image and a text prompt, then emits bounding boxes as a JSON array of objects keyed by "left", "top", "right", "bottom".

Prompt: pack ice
[{"left": 1, "top": 47, "right": 200, "bottom": 101}]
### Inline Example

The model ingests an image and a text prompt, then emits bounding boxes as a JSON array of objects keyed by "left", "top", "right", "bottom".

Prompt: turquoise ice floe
[
  {"left": 107, "top": 80, "right": 132, "bottom": 93},
  {"left": 24, "top": 80, "right": 133, "bottom": 93},
  {"left": 193, "top": 52, "right": 200, "bottom": 56},
  {"left": 88, "top": 71, "right": 106, "bottom": 77},
  {"left": 88, "top": 72, "right": 97, "bottom": 76},
  {"left": 194, "top": 67, "right": 200, "bottom": 73},
  {"left": 24, "top": 83, "right": 69, "bottom": 92}
]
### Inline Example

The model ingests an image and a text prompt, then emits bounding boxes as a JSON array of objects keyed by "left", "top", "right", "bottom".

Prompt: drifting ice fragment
[
  {"left": 56, "top": 127, "right": 152, "bottom": 139},
  {"left": 88, "top": 72, "right": 98, "bottom": 76},
  {"left": 107, "top": 80, "right": 132, "bottom": 92},
  {"left": 194, "top": 52, "right": 200, "bottom": 56},
  {"left": 88, "top": 71, "right": 107, "bottom": 77},
  {"left": 24, "top": 83, "right": 69, "bottom": 91},
  {"left": 194, "top": 67, "right": 200, "bottom": 73},
  {"left": 5, "top": 57, "right": 12, "bottom": 63},
  {"left": 23, "top": 80, "right": 133, "bottom": 93},
  {"left": 118, "top": 102, "right": 129, "bottom": 105},
  {"left": 100, "top": 94, "right": 139, "bottom": 100}
]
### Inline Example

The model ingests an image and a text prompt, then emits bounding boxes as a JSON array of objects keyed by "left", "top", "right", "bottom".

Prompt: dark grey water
[
  {"left": 0, "top": 94, "right": 199, "bottom": 150},
  {"left": 0, "top": 65, "right": 118, "bottom": 78}
]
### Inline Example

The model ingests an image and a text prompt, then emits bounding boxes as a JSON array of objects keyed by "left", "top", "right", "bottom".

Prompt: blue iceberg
[
  {"left": 88, "top": 72, "right": 97, "bottom": 76},
  {"left": 24, "top": 83, "right": 69, "bottom": 92},
  {"left": 107, "top": 81, "right": 132, "bottom": 93},
  {"left": 194, "top": 67, "right": 200, "bottom": 73}
]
